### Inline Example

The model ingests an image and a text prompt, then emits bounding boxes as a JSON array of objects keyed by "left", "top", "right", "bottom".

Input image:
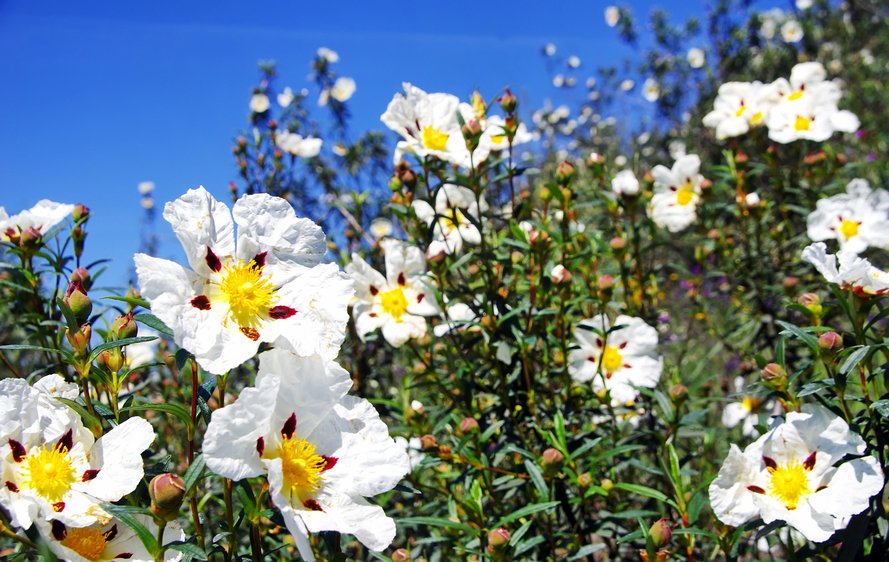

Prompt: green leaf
[
  {"left": 399, "top": 516, "right": 474, "bottom": 533},
  {"left": 774, "top": 320, "right": 818, "bottom": 352},
  {"left": 88, "top": 336, "right": 158, "bottom": 362},
  {"left": 124, "top": 402, "right": 193, "bottom": 428},
  {"left": 523, "top": 460, "right": 548, "bottom": 501},
  {"left": 871, "top": 400, "right": 889, "bottom": 418},
  {"left": 102, "top": 504, "right": 159, "bottom": 556},
  {"left": 613, "top": 482, "right": 672, "bottom": 505},
  {"left": 165, "top": 542, "right": 209, "bottom": 560},
  {"left": 493, "top": 500, "right": 560, "bottom": 527},
  {"left": 183, "top": 454, "right": 206, "bottom": 494},
  {"left": 103, "top": 294, "right": 152, "bottom": 310},
  {"left": 55, "top": 297, "right": 82, "bottom": 333},
  {"left": 839, "top": 346, "right": 870, "bottom": 376},
  {"left": 135, "top": 313, "right": 174, "bottom": 337}
]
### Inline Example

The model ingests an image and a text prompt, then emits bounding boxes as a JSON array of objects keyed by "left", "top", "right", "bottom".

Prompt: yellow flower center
[
  {"left": 380, "top": 287, "right": 409, "bottom": 321},
  {"left": 735, "top": 105, "right": 747, "bottom": 118},
  {"left": 22, "top": 446, "right": 76, "bottom": 503},
  {"left": 788, "top": 89, "right": 804, "bottom": 101},
  {"left": 219, "top": 261, "right": 276, "bottom": 327},
  {"left": 422, "top": 125, "right": 449, "bottom": 151},
  {"left": 676, "top": 184, "right": 696, "bottom": 207},
  {"left": 601, "top": 345, "right": 624, "bottom": 373},
  {"left": 741, "top": 396, "right": 758, "bottom": 413},
  {"left": 750, "top": 111, "right": 763, "bottom": 124},
  {"left": 838, "top": 219, "right": 860, "bottom": 240},
  {"left": 491, "top": 134, "right": 506, "bottom": 145},
  {"left": 794, "top": 115, "right": 811, "bottom": 131},
  {"left": 768, "top": 460, "right": 811, "bottom": 510},
  {"left": 440, "top": 208, "right": 467, "bottom": 232},
  {"left": 274, "top": 437, "right": 326, "bottom": 502},
  {"left": 60, "top": 525, "right": 108, "bottom": 561}
]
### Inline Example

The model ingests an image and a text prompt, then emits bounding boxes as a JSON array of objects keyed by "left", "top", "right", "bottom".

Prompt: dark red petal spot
[
  {"left": 587, "top": 356, "right": 597, "bottom": 362},
  {"left": 321, "top": 456, "right": 338, "bottom": 471},
  {"left": 369, "top": 285, "right": 379, "bottom": 296},
  {"left": 240, "top": 327, "right": 260, "bottom": 341},
  {"left": 281, "top": 413, "right": 297, "bottom": 440},
  {"left": 82, "top": 469, "right": 100, "bottom": 482},
  {"left": 51, "top": 520, "right": 67, "bottom": 541},
  {"left": 103, "top": 524, "right": 118, "bottom": 542},
  {"left": 762, "top": 456, "right": 777, "bottom": 470},
  {"left": 623, "top": 363, "right": 632, "bottom": 369},
  {"left": 52, "top": 502, "right": 65, "bottom": 512},
  {"left": 595, "top": 338, "right": 603, "bottom": 348},
  {"left": 190, "top": 295, "right": 211, "bottom": 310},
  {"left": 252, "top": 251, "right": 267, "bottom": 271},
  {"left": 416, "top": 293, "right": 425, "bottom": 303},
  {"left": 256, "top": 437, "right": 265, "bottom": 456},
  {"left": 9, "top": 439, "right": 26, "bottom": 462},
  {"left": 269, "top": 306, "right": 297, "bottom": 319},
  {"left": 397, "top": 272, "right": 406, "bottom": 286},
  {"left": 746, "top": 485, "right": 766, "bottom": 494},
  {"left": 303, "top": 499, "right": 323, "bottom": 511},
  {"left": 205, "top": 247, "right": 222, "bottom": 273},
  {"left": 803, "top": 451, "right": 817, "bottom": 471},
  {"left": 115, "top": 553, "right": 133, "bottom": 559},
  {"left": 56, "top": 429, "right": 73, "bottom": 453},
  {"left": 5, "top": 481, "right": 18, "bottom": 492},
  {"left": 619, "top": 341, "right": 628, "bottom": 349},
  {"left": 816, "top": 484, "right": 827, "bottom": 492}
]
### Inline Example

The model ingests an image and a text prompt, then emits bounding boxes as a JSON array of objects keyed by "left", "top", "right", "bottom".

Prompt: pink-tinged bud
[
  {"left": 597, "top": 275, "right": 615, "bottom": 291},
  {"left": 458, "top": 417, "right": 480, "bottom": 436},
  {"left": 550, "top": 264, "right": 572, "bottom": 284},
  {"left": 391, "top": 548, "right": 411, "bottom": 562},
  {"left": 70, "top": 267, "right": 92, "bottom": 291},
  {"left": 577, "top": 472, "right": 592, "bottom": 487},
  {"left": 471, "top": 90, "right": 486, "bottom": 120},
  {"left": 668, "top": 384, "right": 687, "bottom": 402},
  {"left": 555, "top": 161, "right": 576, "bottom": 186},
  {"left": 609, "top": 236, "right": 627, "bottom": 251},
  {"left": 71, "top": 225, "right": 86, "bottom": 258},
  {"left": 649, "top": 518, "right": 672, "bottom": 548},
  {"left": 111, "top": 313, "right": 138, "bottom": 340},
  {"left": 487, "top": 527, "right": 511, "bottom": 552},
  {"left": 588, "top": 152, "right": 605, "bottom": 165},
  {"left": 72, "top": 204, "right": 90, "bottom": 222},
  {"left": 65, "top": 324, "right": 91, "bottom": 357},
  {"left": 420, "top": 434, "right": 439, "bottom": 451},
  {"left": 438, "top": 444, "right": 453, "bottom": 461},
  {"left": 97, "top": 348, "right": 124, "bottom": 373},
  {"left": 783, "top": 276, "right": 799, "bottom": 289},
  {"left": 65, "top": 281, "right": 92, "bottom": 324},
  {"left": 818, "top": 331, "right": 843, "bottom": 351},
  {"left": 499, "top": 89, "right": 517, "bottom": 113},
  {"left": 540, "top": 447, "right": 565, "bottom": 475},
  {"left": 462, "top": 119, "right": 483, "bottom": 150},
  {"left": 149, "top": 473, "right": 187, "bottom": 521},
  {"left": 20, "top": 226, "right": 42, "bottom": 250},
  {"left": 797, "top": 292, "right": 822, "bottom": 316},
  {"left": 761, "top": 363, "right": 787, "bottom": 391}
]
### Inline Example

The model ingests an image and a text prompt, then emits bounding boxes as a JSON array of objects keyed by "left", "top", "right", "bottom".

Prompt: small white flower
[
  {"left": 567, "top": 55, "right": 581, "bottom": 68},
  {"left": 37, "top": 515, "right": 184, "bottom": 562},
  {"left": 801, "top": 242, "right": 889, "bottom": 296},
  {"left": 0, "top": 200, "right": 74, "bottom": 242},
  {"left": 781, "top": 19, "right": 804, "bottom": 43},
  {"left": 709, "top": 404, "right": 884, "bottom": 543},
  {"left": 648, "top": 154, "right": 706, "bottom": 232},
  {"left": 433, "top": 301, "right": 478, "bottom": 337},
  {"left": 611, "top": 170, "right": 640, "bottom": 196},
  {"left": 277, "top": 86, "right": 295, "bottom": 108},
  {"left": 745, "top": 192, "right": 762, "bottom": 208},
  {"left": 568, "top": 315, "right": 663, "bottom": 404},
  {"left": 330, "top": 77, "right": 356, "bottom": 103},
  {"left": 249, "top": 93, "right": 270, "bottom": 114},
  {"left": 543, "top": 43, "right": 557, "bottom": 56},
  {"left": 553, "top": 74, "right": 565, "bottom": 88},
  {"left": 345, "top": 239, "right": 440, "bottom": 347},
  {"left": 796, "top": 0, "right": 813, "bottom": 10},
  {"left": 620, "top": 79, "right": 635, "bottom": 92},
  {"left": 412, "top": 184, "right": 487, "bottom": 257},
  {"left": 276, "top": 131, "right": 323, "bottom": 158},
  {"left": 806, "top": 181, "right": 889, "bottom": 254},
  {"left": 369, "top": 218, "right": 394, "bottom": 239},
  {"left": 703, "top": 81, "right": 778, "bottom": 140},
  {"left": 668, "top": 140, "right": 687, "bottom": 159},
  {"left": 393, "top": 437, "right": 425, "bottom": 471},
  {"left": 614, "top": 154, "right": 628, "bottom": 167},
  {"left": 316, "top": 47, "right": 339, "bottom": 63},
  {"left": 605, "top": 6, "right": 620, "bottom": 27},
  {"left": 722, "top": 377, "right": 769, "bottom": 437},
  {"left": 642, "top": 78, "right": 660, "bottom": 102},
  {"left": 204, "top": 350, "right": 409, "bottom": 559},
  {"left": 687, "top": 48, "right": 705, "bottom": 69},
  {"left": 137, "top": 181, "right": 155, "bottom": 195}
]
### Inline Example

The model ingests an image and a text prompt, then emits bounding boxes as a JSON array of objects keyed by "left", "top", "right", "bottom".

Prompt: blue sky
[{"left": 0, "top": 1, "right": 732, "bottom": 287}]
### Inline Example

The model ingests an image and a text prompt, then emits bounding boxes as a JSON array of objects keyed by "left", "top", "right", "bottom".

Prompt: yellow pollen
[
  {"left": 788, "top": 90, "right": 804, "bottom": 101},
  {"left": 380, "top": 287, "right": 409, "bottom": 321},
  {"left": 22, "top": 446, "right": 76, "bottom": 503},
  {"left": 219, "top": 261, "right": 276, "bottom": 327},
  {"left": 421, "top": 125, "right": 449, "bottom": 151},
  {"left": 838, "top": 219, "right": 860, "bottom": 240},
  {"left": 491, "top": 134, "right": 505, "bottom": 145},
  {"left": 750, "top": 111, "right": 763, "bottom": 124},
  {"left": 601, "top": 345, "right": 624, "bottom": 373},
  {"left": 273, "top": 437, "right": 326, "bottom": 502},
  {"left": 794, "top": 115, "right": 811, "bottom": 131},
  {"left": 676, "top": 184, "right": 696, "bottom": 206},
  {"left": 741, "top": 396, "right": 759, "bottom": 413},
  {"left": 735, "top": 105, "right": 747, "bottom": 118},
  {"left": 439, "top": 208, "right": 467, "bottom": 232},
  {"left": 768, "top": 460, "right": 811, "bottom": 510},
  {"left": 60, "top": 525, "right": 108, "bottom": 561}
]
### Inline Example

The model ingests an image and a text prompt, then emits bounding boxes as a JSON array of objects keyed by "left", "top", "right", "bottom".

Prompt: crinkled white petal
[
  {"left": 162, "top": 187, "right": 236, "bottom": 276},
  {"left": 79, "top": 417, "right": 155, "bottom": 502}
]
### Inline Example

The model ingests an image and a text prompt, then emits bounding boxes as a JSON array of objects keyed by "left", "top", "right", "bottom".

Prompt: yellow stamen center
[
  {"left": 741, "top": 396, "right": 759, "bottom": 413},
  {"left": 422, "top": 125, "right": 449, "bottom": 151},
  {"left": 676, "top": 183, "right": 696, "bottom": 206},
  {"left": 60, "top": 525, "right": 108, "bottom": 561},
  {"left": 750, "top": 111, "right": 763, "bottom": 124},
  {"left": 380, "top": 287, "right": 409, "bottom": 321},
  {"left": 838, "top": 219, "right": 860, "bottom": 240},
  {"left": 273, "top": 437, "right": 326, "bottom": 502},
  {"left": 491, "top": 134, "right": 505, "bottom": 145},
  {"left": 440, "top": 208, "right": 467, "bottom": 232},
  {"left": 22, "top": 446, "right": 76, "bottom": 503},
  {"left": 794, "top": 115, "right": 811, "bottom": 131},
  {"left": 735, "top": 105, "right": 747, "bottom": 118},
  {"left": 601, "top": 345, "right": 624, "bottom": 373},
  {"left": 768, "top": 460, "right": 811, "bottom": 510},
  {"left": 788, "top": 90, "right": 804, "bottom": 101},
  {"left": 219, "top": 261, "right": 276, "bottom": 327}
]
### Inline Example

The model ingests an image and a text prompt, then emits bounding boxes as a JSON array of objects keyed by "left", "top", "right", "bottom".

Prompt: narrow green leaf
[
  {"left": 183, "top": 454, "right": 206, "bottom": 494},
  {"left": 103, "top": 504, "right": 159, "bottom": 556},
  {"left": 399, "top": 516, "right": 474, "bottom": 533},
  {"left": 165, "top": 542, "right": 208, "bottom": 560},
  {"left": 614, "top": 482, "right": 671, "bottom": 504},
  {"left": 523, "top": 460, "right": 549, "bottom": 501},
  {"left": 135, "top": 313, "right": 174, "bottom": 337},
  {"left": 124, "top": 402, "right": 193, "bottom": 428},
  {"left": 88, "top": 336, "right": 158, "bottom": 362},
  {"left": 494, "top": 500, "right": 560, "bottom": 527},
  {"left": 839, "top": 346, "right": 870, "bottom": 376},
  {"left": 104, "top": 295, "right": 152, "bottom": 310}
]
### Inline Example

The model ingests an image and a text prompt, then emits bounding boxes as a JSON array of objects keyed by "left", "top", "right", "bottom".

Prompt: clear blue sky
[{"left": 0, "top": 1, "right": 732, "bottom": 288}]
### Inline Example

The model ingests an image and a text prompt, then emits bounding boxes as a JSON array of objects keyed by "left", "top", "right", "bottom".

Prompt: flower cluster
[{"left": 648, "top": 154, "right": 707, "bottom": 232}]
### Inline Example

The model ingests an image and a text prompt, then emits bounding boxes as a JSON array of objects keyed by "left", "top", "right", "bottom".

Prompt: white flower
[
  {"left": 611, "top": 170, "right": 640, "bottom": 196},
  {"left": 801, "top": 242, "right": 889, "bottom": 296},
  {"left": 687, "top": 48, "right": 705, "bottom": 69},
  {"left": 32, "top": 374, "right": 79, "bottom": 401},
  {"left": 137, "top": 181, "right": 155, "bottom": 195},
  {"left": 806, "top": 181, "right": 889, "bottom": 254},
  {"left": 412, "top": 184, "right": 487, "bottom": 257},
  {"left": 204, "top": 350, "right": 409, "bottom": 560},
  {"left": 709, "top": 404, "right": 884, "bottom": 543},
  {"left": 393, "top": 437, "right": 425, "bottom": 471},
  {"left": 330, "top": 77, "right": 356, "bottom": 103},
  {"left": 479, "top": 115, "right": 534, "bottom": 153},
  {"left": 433, "top": 301, "right": 478, "bottom": 337},
  {"left": 759, "top": 8, "right": 786, "bottom": 40},
  {"left": 278, "top": 86, "right": 295, "bottom": 108},
  {"left": 345, "top": 239, "right": 440, "bottom": 347},
  {"left": 722, "top": 377, "right": 769, "bottom": 437},
  {"left": 568, "top": 315, "right": 663, "bottom": 404},
  {"left": 276, "top": 130, "right": 323, "bottom": 158},
  {"left": 37, "top": 515, "right": 183, "bottom": 562},
  {"left": 316, "top": 47, "right": 339, "bottom": 63},
  {"left": 781, "top": 19, "right": 804, "bottom": 43},
  {"left": 642, "top": 78, "right": 660, "bottom": 102},
  {"left": 543, "top": 43, "right": 557, "bottom": 56},
  {"left": 648, "top": 154, "right": 705, "bottom": 232},
  {"left": 369, "top": 218, "right": 394, "bottom": 239},
  {"left": 552, "top": 74, "right": 565, "bottom": 88},
  {"left": 745, "top": 192, "right": 762, "bottom": 208},
  {"left": 668, "top": 140, "right": 687, "bottom": 159},
  {"left": 620, "top": 79, "right": 635, "bottom": 92},
  {"left": 125, "top": 327, "right": 160, "bottom": 370},
  {"left": 0, "top": 377, "right": 154, "bottom": 530},
  {"left": 567, "top": 55, "right": 581, "bottom": 68},
  {"left": 0, "top": 200, "right": 74, "bottom": 242},
  {"left": 249, "top": 93, "right": 270, "bottom": 114},
  {"left": 134, "top": 187, "right": 353, "bottom": 374},
  {"left": 796, "top": 0, "right": 813, "bottom": 9},
  {"left": 703, "top": 81, "right": 778, "bottom": 140},
  {"left": 605, "top": 6, "right": 620, "bottom": 27}
]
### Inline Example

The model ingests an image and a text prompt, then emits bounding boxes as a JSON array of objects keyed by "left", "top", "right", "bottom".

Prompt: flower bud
[
  {"left": 70, "top": 267, "right": 92, "bottom": 291},
  {"left": 555, "top": 161, "right": 576, "bottom": 186},
  {"left": 462, "top": 119, "right": 483, "bottom": 151},
  {"left": 72, "top": 204, "right": 90, "bottom": 223},
  {"left": 111, "top": 313, "right": 138, "bottom": 340},
  {"left": 71, "top": 225, "right": 86, "bottom": 258},
  {"left": 97, "top": 348, "right": 124, "bottom": 373},
  {"left": 149, "top": 473, "right": 187, "bottom": 521},
  {"left": 487, "top": 528, "right": 511, "bottom": 553},
  {"left": 458, "top": 417, "right": 480, "bottom": 436},
  {"left": 600, "top": 478, "right": 614, "bottom": 492},
  {"left": 65, "top": 324, "right": 91, "bottom": 357},
  {"left": 597, "top": 275, "right": 615, "bottom": 291},
  {"left": 797, "top": 292, "right": 822, "bottom": 316},
  {"left": 420, "top": 434, "right": 439, "bottom": 451},
  {"left": 65, "top": 281, "right": 92, "bottom": 324},
  {"left": 668, "top": 384, "right": 687, "bottom": 402},
  {"left": 818, "top": 331, "right": 843, "bottom": 351},
  {"left": 550, "top": 264, "right": 572, "bottom": 284},
  {"left": 782, "top": 276, "right": 799, "bottom": 289},
  {"left": 391, "top": 548, "right": 411, "bottom": 562},
  {"left": 609, "top": 236, "right": 627, "bottom": 252},
  {"left": 577, "top": 472, "right": 592, "bottom": 487},
  {"left": 588, "top": 152, "right": 605, "bottom": 165},
  {"left": 649, "top": 518, "right": 672, "bottom": 548},
  {"left": 471, "top": 90, "right": 486, "bottom": 120},
  {"left": 761, "top": 363, "right": 787, "bottom": 391},
  {"left": 438, "top": 444, "right": 453, "bottom": 461},
  {"left": 20, "top": 226, "right": 42, "bottom": 250},
  {"left": 499, "top": 89, "right": 517, "bottom": 113},
  {"left": 540, "top": 447, "right": 565, "bottom": 475}
]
